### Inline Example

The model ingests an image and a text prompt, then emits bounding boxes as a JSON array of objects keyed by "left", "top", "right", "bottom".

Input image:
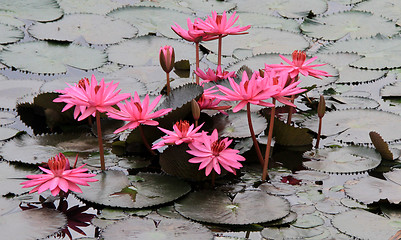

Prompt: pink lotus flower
[
  {"left": 265, "top": 50, "right": 331, "bottom": 79},
  {"left": 187, "top": 129, "right": 245, "bottom": 176},
  {"left": 107, "top": 92, "right": 172, "bottom": 133},
  {"left": 195, "top": 66, "right": 236, "bottom": 84},
  {"left": 171, "top": 18, "right": 218, "bottom": 43},
  {"left": 196, "top": 11, "right": 251, "bottom": 37},
  {"left": 216, "top": 71, "right": 279, "bottom": 112},
  {"left": 152, "top": 120, "right": 204, "bottom": 149},
  {"left": 53, "top": 75, "right": 130, "bottom": 121},
  {"left": 159, "top": 45, "right": 175, "bottom": 73},
  {"left": 21, "top": 153, "right": 98, "bottom": 196}
]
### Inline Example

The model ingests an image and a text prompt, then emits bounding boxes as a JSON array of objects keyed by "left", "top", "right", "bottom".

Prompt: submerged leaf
[{"left": 273, "top": 118, "right": 313, "bottom": 146}]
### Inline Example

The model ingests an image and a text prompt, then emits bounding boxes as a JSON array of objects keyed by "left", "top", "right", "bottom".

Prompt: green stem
[
  {"left": 262, "top": 99, "right": 276, "bottom": 181},
  {"left": 247, "top": 103, "right": 264, "bottom": 166},
  {"left": 139, "top": 125, "right": 156, "bottom": 156},
  {"left": 96, "top": 111, "right": 105, "bottom": 171}
]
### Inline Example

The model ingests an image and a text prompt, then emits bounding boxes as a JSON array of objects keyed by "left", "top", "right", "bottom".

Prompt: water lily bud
[
  {"left": 317, "top": 95, "right": 326, "bottom": 119},
  {"left": 159, "top": 45, "right": 175, "bottom": 73},
  {"left": 191, "top": 99, "right": 200, "bottom": 121}
]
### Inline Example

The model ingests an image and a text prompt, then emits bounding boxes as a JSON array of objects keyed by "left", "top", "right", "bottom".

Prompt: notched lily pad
[
  {"left": 260, "top": 226, "right": 324, "bottom": 240},
  {"left": 0, "top": 161, "right": 39, "bottom": 196},
  {"left": 303, "top": 146, "right": 381, "bottom": 174},
  {"left": 175, "top": 190, "right": 290, "bottom": 225},
  {"left": 220, "top": 111, "right": 266, "bottom": 138},
  {"left": 0, "top": 23, "right": 24, "bottom": 44},
  {"left": 272, "top": 118, "right": 313, "bottom": 146},
  {"left": 0, "top": 0, "right": 63, "bottom": 22}
]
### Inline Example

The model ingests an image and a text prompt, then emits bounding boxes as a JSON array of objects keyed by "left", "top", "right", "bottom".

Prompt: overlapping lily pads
[
  {"left": 0, "top": 0, "right": 63, "bottom": 22},
  {"left": 0, "top": 23, "right": 24, "bottom": 44},
  {"left": 0, "top": 161, "right": 39, "bottom": 196},
  {"left": 219, "top": 111, "right": 266, "bottom": 138},
  {"left": 28, "top": 14, "right": 138, "bottom": 45},
  {"left": 57, "top": 0, "right": 126, "bottom": 15},
  {"left": 175, "top": 190, "right": 290, "bottom": 225},
  {"left": 76, "top": 170, "right": 191, "bottom": 209},
  {"left": 354, "top": 0, "right": 401, "bottom": 26},
  {"left": 0, "top": 41, "right": 107, "bottom": 74},
  {"left": 0, "top": 78, "right": 43, "bottom": 110},
  {"left": 236, "top": 12, "right": 300, "bottom": 33}
]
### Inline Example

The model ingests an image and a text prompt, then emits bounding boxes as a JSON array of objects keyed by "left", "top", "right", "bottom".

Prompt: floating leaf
[
  {"left": 303, "top": 146, "right": 381, "bottom": 174},
  {"left": 344, "top": 176, "right": 401, "bottom": 204},
  {"left": 259, "top": 182, "right": 296, "bottom": 196},
  {"left": 326, "top": 96, "right": 379, "bottom": 110},
  {"left": 292, "top": 170, "right": 330, "bottom": 182},
  {"left": 354, "top": 0, "right": 401, "bottom": 26},
  {"left": 301, "top": 109, "right": 401, "bottom": 144},
  {"left": 260, "top": 226, "right": 324, "bottom": 240},
  {"left": 175, "top": 190, "right": 290, "bottom": 225},
  {"left": 292, "top": 214, "right": 324, "bottom": 228},
  {"left": 236, "top": 12, "right": 300, "bottom": 33},
  {"left": 102, "top": 216, "right": 214, "bottom": 240},
  {"left": 0, "top": 111, "right": 15, "bottom": 126},
  {"left": 272, "top": 118, "right": 313, "bottom": 146},
  {"left": 332, "top": 209, "right": 401, "bottom": 240},
  {"left": 76, "top": 171, "right": 191, "bottom": 209},
  {"left": 0, "top": 41, "right": 107, "bottom": 74},
  {"left": 57, "top": 0, "right": 126, "bottom": 14},
  {"left": 0, "top": 78, "right": 43, "bottom": 110},
  {"left": 28, "top": 14, "right": 138, "bottom": 45},
  {"left": 220, "top": 111, "right": 266, "bottom": 138},
  {"left": 384, "top": 169, "right": 401, "bottom": 186},
  {"left": 301, "top": 11, "right": 399, "bottom": 41},
  {"left": 0, "top": 161, "right": 39, "bottom": 196},
  {"left": 0, "top": 0, "right": 63, "bottom": 22},
  {"left": 315, "top": 198, "right": 347, "bottom": 214},
  {"left": 0, "top": 23, "right": 24, "bottom": 44}
]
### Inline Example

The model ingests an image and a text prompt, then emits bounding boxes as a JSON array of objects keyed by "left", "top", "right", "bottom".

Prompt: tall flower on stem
[
  {"left": 107, "top": 92, "right": 172, "bottom": 155},
  {"left": 216, "top": 71, "right": 279, "bottom": 166},
  {"left": 172, "top": 18, "right": 217, "bottom": 84},
  {"left": 187, "top": 129, "right": 245, "bottom": 186},
  {"left": 53, "top": 75, "right": 130, "bottom": 170},
  {"left": 20, "top": 153, "right": 98, "bottom": 196},
  {"left": 159, "top": 45, "right": 175, "bottom": 95},
  {"left": 196, "top": 11, "right": 250, "bottom": 66}
]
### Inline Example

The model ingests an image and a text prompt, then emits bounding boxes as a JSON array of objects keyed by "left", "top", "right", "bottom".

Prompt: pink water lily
[
  {"left": 171, "top": 18, "right": 218, "bottom": 43},
  {"left": 21, "top": 153, "right": 97, "bottom": 196},
  {"left": 196, "top": 11, "right": 251, "bottom": 37},
  {"left": 195, "top": 66, "right": 236, "bottom": 84},
  {"left": 107, "top": 92, "right": 172, "bottom": 134},
  {"left": 187, "top": 129, "right": 245, "bottom": 176},
  {"left": 53, "top": 75, "right": 130, "bottom": 121},
  {"left": 152, "top": 120, "right": 204, "bottom": 149}
]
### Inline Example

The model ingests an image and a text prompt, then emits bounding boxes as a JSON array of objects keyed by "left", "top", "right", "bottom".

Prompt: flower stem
[
  {"left": 315, "top": 117, "right": 323, "bottom": 149},
  {"left": 211, "top": 171, "right": 216, "bottom": 188},
  {"left": 217, "top": 35, "right": 222, "bottom": 66},
  {"left": 166, "top": 72, "right": 170, "bottom": 96},
  {"left": 196, "top": 42, "right": 200, "bottom": 85},
  {"left": 247, "top": 103, "right": 264, "bottom": 166},
  {"left": 139, "top": 125, "right": 157, "bottom": 156},
  {"left": 262, "top": 99, "right": 276, "bottom": 181},
  {"left": 96, "top": 111, "right": 105, "bottom": 171},
  {"left": 286, "top": 95, "right": 295, "bottom": 125}
]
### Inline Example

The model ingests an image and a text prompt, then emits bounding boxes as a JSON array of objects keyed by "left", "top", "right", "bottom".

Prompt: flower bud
[
  {"left": 159, "top": 45, "right": 175, "bottom": 73},
  {"left": 317, "top": 95, "right": 326, "bottom": 119},
  {"left": 191, "top": 99, "right": 201, "bottom": 121}
]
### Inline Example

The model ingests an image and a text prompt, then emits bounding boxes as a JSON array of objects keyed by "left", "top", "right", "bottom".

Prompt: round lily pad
[
  {"left": 354, "top": 0, "right": 401, "bottom": 26},
  {"left": 384, "top": 169, "right": 401, "bottom": 186},
  {"left": 0, "top": 78, "right": 43, "bottom": 110},
  {"left": 303, "top": 146, "right": 381, "bottom": 174},
  {"left": 102, "top": 216, "right": 214, "bottom": 240},
  {"left": 28, "top": 14, "right": 138, "bottom": 45},
  {"left": 175, "top": 190, "right": 290, "bottom": 225},
  {"left": 107, "top": 35, "right": 199, "bottom": 67},
  {"left": 332, "top": 209, "right": 401, "bottom": 240},
  {"left": 57, "top": 0, "right": 126, "bottom": 15},
  {"left": 236, "top": 12, "right": 300, "bottom": 33},
  {"left": 293, "top": 170, "right": 329, "bottom": 182},
  {"left": 0, "top": 161, "right": 40, "bottom": 196},
  {"left": 340, "top": 198, "right": 368, "bottom": 209},
  {"left": 0, "top": 127, "right": 20, "bottom": 141},
  {"left": 220, "top": 111, "right": 267, "bottom": 138},
  {"left": 0, "top": 111, "right": 15, "bottom": 126},
  {"left": 259, "top": 182, "right": 296, "bottom": 196},
  {"left": 315, "top": 198, "right": 347, "bottom": 214},
  {"left": 292, "top": 214, "right": 324, "bottom": 229},
  {"left": 260, "top": 226, "right": 324, "bottom": 240},
  {"left": 0, "top": 0, "right": 63, "bottom": 22},
  {"left": 301, "top": 11, "right": 400, "bottom": 41},
  {"left": 75, "top": 170, "right": 191, "bottom": 209},
  {"left": 0, "top": 41, "right": 107, "bottom": 74},
  {"left": 326, "top": 96, "right": 379, "bottom": 110},
  {"left": 301, "top": 109, "right": 401, "bottom": 144},
  {"left": 0, "top": 23, "right": 24, "bottom": 44}
]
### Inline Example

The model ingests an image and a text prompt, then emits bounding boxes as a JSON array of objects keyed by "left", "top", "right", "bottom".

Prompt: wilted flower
[{"left": 21, "top": 153, "right": 98, "bottom": 196}]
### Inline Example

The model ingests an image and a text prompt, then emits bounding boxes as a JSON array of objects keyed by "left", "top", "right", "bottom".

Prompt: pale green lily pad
[
  {"left": 301, "top": 11, "right": 399, "bottom": 41},
  {"left": 108, "top": 6, "right": 193, "bottom": 39},
  {"left": 292, "top": 214, "right": 324, "bottom": 228},
  {"left": 291, "top": 204, "right": 316, "bottom": 215},
  {"left": 0, "top": 127, "right": 20, "bottom": 141},
  {"left": 327, "top": 96, "right": 379, "bottom": 110},
  {"left": 332, "top": 209, "right": 401, "bottom": 240},
  {"left": 0, "top": 15, "right": 25, "bottom": 27},
  {"left": 259, "top": 182, "right": 296, "bottom": 196},
  {"left": 260, "top": 226, "right": 324, "bottom": 240},
  {"left": 0, "top": 111, "right": 15, "bottom": 126},
  {"left": 0, "top": 208, "right": 67, "bottom": 240},
  {"left": 107, "top": 35, "right": 199, "bottom": 67},
  {"left": 220, "top": 111, "right": 266, "bottom": 138},
  {"left": 0, "top": 23, "right": 24, "bottom": 44},
  {"left": 236, "top": 12, "right": 300, "bottom": 33},
  {"left": 175, "top": 190, "right": 290, "bottom": 225},
  {"left": 0, "top": 78, "right": 43, "bottom": 110},
  {"left": 319, "top": 35, "right": 401, "bottom": 70},
  {"left": 381, "top": 81, "right": 401, "bottom": 98},
  {"left": 226, "top": 54, "right": 338, "bottom": 88},
  {"left": 28, "top": 14, "right": 138, "bottom": 45},
  {"left": 301, "top": 109, "right": 401, "bottom": 144},
  {"left": 232, "top": 0, "right": 328, "bottom": 18},
  {"left": 76, "top": 171, "right": 191, "bottom": 209},
  {"left": 315, "top": 53, "right": 387, "bottom": 84},
  {"left": 296, "top": 188, "right": 325, "bottom": 204},
  {"left": 57, "top": 0, "right": 126, "bottom": 15},
  {"left": 201, "top": 28, "right": 310, "bottom": 59},
  {"left": 0, "top": 0, "right": 63, "bottom": 22},
  {"left": 263, "top": 211, "right": 298, "bottom": 227},
  {"left": 102, "top": 216, "right": 214, "bottom": 240},
  {"left": 344, "top": 176, "right": 401, "bottom": 204},
  {"left": 0, "top": 41, "right": 107, "bottom": 74},
  {"left": 354, "top": 0, "right": 401, "bottom": 26},
  {"left": 303, "top": 146, "right": 381, "bottom": 174},
  {"left": 340, "top": 198, "right": 368, "bottom": 209},
  {"left": 384, "top": 169, "right": 401, "bottom": 186},
  {"left": 293, "top": 170, "right": 329, "bottom": 182},
  {"left": 315, "top": 198, "right": 348, "bottom": 214},
  {"left": 0, "top": 161, "right": 40, "bottom": 196}
]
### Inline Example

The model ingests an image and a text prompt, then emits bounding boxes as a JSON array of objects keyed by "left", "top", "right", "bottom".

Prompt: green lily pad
[
  {"left": 381, "top": 80, "right": 401, "bottom": 98},
  {"left": 107, "top": 35, "right": 199, "bottom": 67},
  {"left": 303, "top": 146, "right": 381, "bottom": 174},
  {"left": 232, "top": 0, "right": 328, "bottom": 18},
  {"left": 57, "top": 0, "right": 126, "bottom": 14},
  {"left": 0, "top": 0, "right": 63, "bottom": 22},
  {"left": 315, "top": 198, "right": 347, "bottom": 214},
  {"left": 108, "top": 6, "right": 193, "bottom": 39},
  {"left": 0, "top": 41, "right": 107, "bottom": 74},
  {"left": 0, "top": 161, "right": 40, "bottom": 196},
  {"left": 0, "top": 23, "right": 24, "bottom": 44},
  {"left": 272, "top": 118, "right": 313, "bottom": 146},
  {"left": 263, "top": 211, "right": 298, "bottom": 227},
  {"left": 175, "top": 190, "right": 290, "bottom": 225},
  {"left": 259, "top": 182, "right": 296, "bottom": 196},
  {"left": 292, "top": 214, "right": 324, "bottom": 229},
  {"left": 28, "top": 14, "right": 138, "bottom": 45},
  {"left": 332, "top": 209, "right": 401, "bottom": 240},
  {"left": 344, "top": 176, "right": 401, "bottom": 204},
  {"left": 291, "top": 204, "right": 316, "bottom": 215},
  {"left": 301, "top": 11, "right": 399, "bottom": 41},
  {"left": 201, "top": 28, "right": 310, "bottom": 59},
  {"left": 220, "top": 111, "right": 266, "bottom": 138},
  {"left": 0, "top": 78, "right": 43, "bottom": 110},
  {"left": 301, "top": 109, "right": 401, "bottom": 144},
  {"left": 236, "top": 12, "right": 300, "bottom": 33},
  {"left": 260, "top": 226, "right": 324, "bottom": 240},
  {"left": 76, "top": 170, "right": 191, "bottom": 209},
  {"left": 326, "top": 96, "right": 379, "bottom": 110},
  {"left": 354, "top": 0, "right": 401, "bottom": 26}
]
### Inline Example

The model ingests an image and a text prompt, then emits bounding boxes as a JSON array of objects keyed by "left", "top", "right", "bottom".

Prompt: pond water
[{"left": 1, "top": 0, "right": 401, "bottom": 240}]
